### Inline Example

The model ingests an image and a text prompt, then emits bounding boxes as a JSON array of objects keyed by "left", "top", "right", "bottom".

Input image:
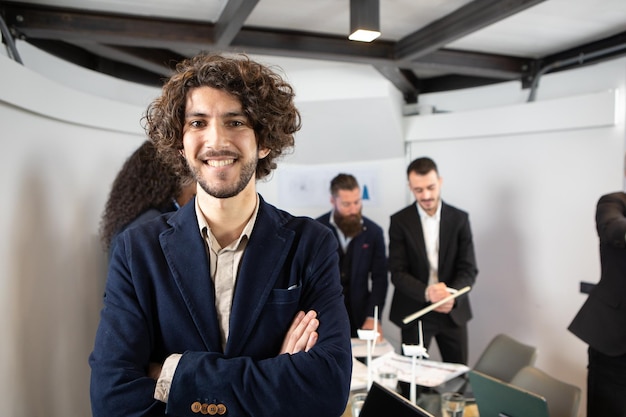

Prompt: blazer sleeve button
[
  {"left": 216, "top": 403, "right": 227, "bottom": 415},
  {"left": 191, "top": 401, "right": 202, "bottom": 413},
  {"left": 207, "top": 403, "right": 218, "bottom": 415}
]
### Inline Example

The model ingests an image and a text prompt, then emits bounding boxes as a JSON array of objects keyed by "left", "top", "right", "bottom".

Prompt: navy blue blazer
[
  {"left": 90, "top": 196, "right": 352, "bottom": 417},
  {"left": 388, "top": 201, "right": 478, "bottom": 328},
  {"left": 108, "top": 204, "right": 178, "bottom": 259},
  {"left": 569, "top": 192, "right": 626, "bottom": 356},
  {"left": 316, "top": 212, "right": 389, "bottom": 331}
]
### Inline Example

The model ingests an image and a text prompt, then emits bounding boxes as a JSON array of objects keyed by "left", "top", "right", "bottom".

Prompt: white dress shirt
[{"left": 417, "top": 201, "right": 442, "bottom": 288}]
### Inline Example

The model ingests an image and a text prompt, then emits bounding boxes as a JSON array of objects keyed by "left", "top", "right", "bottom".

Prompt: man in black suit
[
  {"left": 569, "top": 191, "right": 626, "bottom": 417},
  {"left": 316, "top": 173, "right": 388, "bottom": 340},
  {"left": 388, "top": 157, "right": 478, "bottom": 364}
]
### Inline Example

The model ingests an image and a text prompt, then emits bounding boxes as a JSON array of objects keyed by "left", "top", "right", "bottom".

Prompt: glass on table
[
  {"left": 376, "top": 365, "right": 398, "bottom": 392},
  {"left": 350, "top": 392, "right": 368, "bottom": 417},
  {"left": 441, "top": 392, "right": 465, "bottom": 417}
]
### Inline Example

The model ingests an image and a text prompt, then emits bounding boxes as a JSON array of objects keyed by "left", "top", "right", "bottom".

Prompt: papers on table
[
  {"left": 370, "top": 352, "right": 470, "bottom": 388},
  {"left": 351, "top": 337, "right": 395, "bottom": 358},
  {"left": 350, "top": 338, "right": 394, "bottom": 391}
]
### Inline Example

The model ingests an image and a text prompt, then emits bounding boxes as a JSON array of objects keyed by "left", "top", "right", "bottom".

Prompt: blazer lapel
[
  {"left": 161, "top": 203, "right": 223, "bottom": 353},
  {"left": 406, "top": 207, "right": 428, "bottom": 265},
  {"left": 226, "top": 199, "right": 295, "bottom": 357},
  {"left": 350, "top": 224, "right": 370, "bottom": 272}
]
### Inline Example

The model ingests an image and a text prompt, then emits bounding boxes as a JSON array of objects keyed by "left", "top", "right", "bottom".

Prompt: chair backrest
[
  {"left": 473, "top": 333, "right": 537, "bottom": 382},
  {"left": 510, "top": 366, "right": 581, "bottom": 417},
  {"left": 469, "top": 370, "right": 550, "bottom": 417}
]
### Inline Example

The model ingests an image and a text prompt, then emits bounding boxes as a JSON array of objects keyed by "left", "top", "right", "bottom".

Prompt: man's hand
[
  {"left": 280, "top": 310, "right": 319, "bottom": 354},
  {"left": 427, "top": 282, "right": 455, "bottom": 314},
  {"left": 361, "top": 317, "right": 383, "bottom": 342}
]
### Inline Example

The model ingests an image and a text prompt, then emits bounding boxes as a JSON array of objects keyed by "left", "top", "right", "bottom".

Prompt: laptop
[
  {"left": 359, "top": 381, "right": 435, "bottom": 417},
  {"left": 468, "top": 370, "right": 550, "bottom": 417}
]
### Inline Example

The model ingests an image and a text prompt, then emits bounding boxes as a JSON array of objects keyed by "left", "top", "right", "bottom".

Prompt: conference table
[
  {"left": 343, "top": 401, "right": 479, "bottom": 417},
  {"left": 345, "top": 338, "right": 479, "bottom": 417},
  {"left": 342, "top": 385, "right": 479, "bottom": 417}
]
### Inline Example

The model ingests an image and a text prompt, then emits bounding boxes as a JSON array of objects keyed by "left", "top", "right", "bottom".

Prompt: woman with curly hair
[
  {"left": 90, "top": 53, "right": 352, "bottom": 417},
  {"left": 99, "top": 140, "right": 195, "bottom": 250}
]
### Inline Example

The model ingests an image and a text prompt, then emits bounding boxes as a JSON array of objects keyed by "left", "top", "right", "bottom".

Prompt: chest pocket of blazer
[{"left": 266, "top": 284, "right": 302, "bottom": 305}]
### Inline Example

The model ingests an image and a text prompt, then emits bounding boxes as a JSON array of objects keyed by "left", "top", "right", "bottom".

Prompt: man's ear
[{"left": 258, "top": 147, "right": 271, "bottom": 159}]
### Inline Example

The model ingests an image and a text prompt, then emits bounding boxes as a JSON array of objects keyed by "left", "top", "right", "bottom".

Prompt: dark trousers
[
  {"left": 587, "top": 346, "right": 626, "bottom": 417},
  {"left": 400, "top": 312, "right": 468, "bottom": 365}
]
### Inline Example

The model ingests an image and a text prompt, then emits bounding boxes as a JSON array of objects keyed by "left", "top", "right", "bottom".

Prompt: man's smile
[{"left": 206, "top": 159, "right": 235, "bottom": 167}]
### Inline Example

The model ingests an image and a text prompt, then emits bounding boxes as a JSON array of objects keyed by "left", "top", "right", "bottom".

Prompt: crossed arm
[
  {"left": 92, "top": 219, "right": 352, "bottom": 417},
  {"left": 149, "top": 310, "right": 320, "bottom": 381}
]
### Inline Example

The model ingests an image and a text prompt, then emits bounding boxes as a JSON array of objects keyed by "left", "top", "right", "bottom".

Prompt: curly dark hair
[
  {"left": 99, "top": 141, "right": 194, "bottom": 249},
  {"left": 143, "top": 53, "right": 302, "bottom": 179}
]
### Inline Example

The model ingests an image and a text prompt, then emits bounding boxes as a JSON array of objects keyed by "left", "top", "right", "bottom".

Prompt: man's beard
[
  {"left": 191, "top": 155, "right": 258, "bottom": 199},
  {"left": 334, "top": 211, "right": 363, "bottom": 238}
]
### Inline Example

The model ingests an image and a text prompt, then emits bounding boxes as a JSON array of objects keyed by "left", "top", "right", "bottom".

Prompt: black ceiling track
[{"left": 1, "top": 1, "right": 625, "bottom": 103}]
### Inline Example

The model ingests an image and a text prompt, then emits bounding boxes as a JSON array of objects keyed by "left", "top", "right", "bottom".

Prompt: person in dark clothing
[
  {"left": 316, "top": 173, "right": 388, "bottom": 340},
  {"left": 569, "top": 191, "right": 626, "bottom": 417},
  {"left": 388, "top": 157, "right": 478, "bottom": 365}
]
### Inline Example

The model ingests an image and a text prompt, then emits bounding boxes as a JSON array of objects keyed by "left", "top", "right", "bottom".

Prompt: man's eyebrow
[
  {"left": 184, "top": 110, "right": 245, "bottom": 118},
  {"left": 223, "top": 110, "right": 246, "bottom": 117},
  {"left": 185, "top": 111, "right": 208, "bottom": 118}
]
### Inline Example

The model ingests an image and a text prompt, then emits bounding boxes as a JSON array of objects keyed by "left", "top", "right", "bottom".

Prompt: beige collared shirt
[
  {"left": 198, "top": 195, "right": 259, "bottom": 348},
  {"left": 154, "top": 195, "right": 260, "bottom": 403}
]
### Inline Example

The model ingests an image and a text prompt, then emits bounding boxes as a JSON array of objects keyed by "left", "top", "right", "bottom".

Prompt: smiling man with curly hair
[{"left": 90, "top": 53, "right": 352, "bottom": 417}]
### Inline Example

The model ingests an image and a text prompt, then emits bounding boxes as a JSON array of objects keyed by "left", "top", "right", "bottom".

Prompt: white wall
[
  {"left": 0, "top": 55, "right": 148, "bottom": 417},
  {"left": 1, "top": 40, "right": 624, "bottom": 417}
]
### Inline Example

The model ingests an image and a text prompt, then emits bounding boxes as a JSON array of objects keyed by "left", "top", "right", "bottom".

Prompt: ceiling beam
[
  {"left": 418, "top": 74, "right": 507, "bottom": 94},
  {"left": 539, "top": 29, "right": 626, "bottom": 73},
  {"left": 24, "top": 0, "right": 626, "bottom": 102},
  {"left": 374, "top": 65, "right": 421, "bottom": 103},
  {"left": 214, "top": 0, "right": 260, "bottom": 47},
  {"left": 26, "top": 39, "right": 167, "bottom": 85},
  {"left": 2, "top": 2, "right": 216, "bottom": 48},
  {"left": 231, "top": 27, "right": 396, "bottom": 64},
  {"left": 395, "top": 0, "right": 547, "bottom": 61},
  {"left": 2, "top": 2, "right": 531, "bottom": 80},
  {"left": 411, "top": 49, "right": 530, "bottom": 80},
  {"left": 70, "top": 42, "right": 183, "bottom": 76}
]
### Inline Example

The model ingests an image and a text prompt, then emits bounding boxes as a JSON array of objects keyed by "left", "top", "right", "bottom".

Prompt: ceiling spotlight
[{"left": 349, "top": 0, "right": 381, "bottom": 42}]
